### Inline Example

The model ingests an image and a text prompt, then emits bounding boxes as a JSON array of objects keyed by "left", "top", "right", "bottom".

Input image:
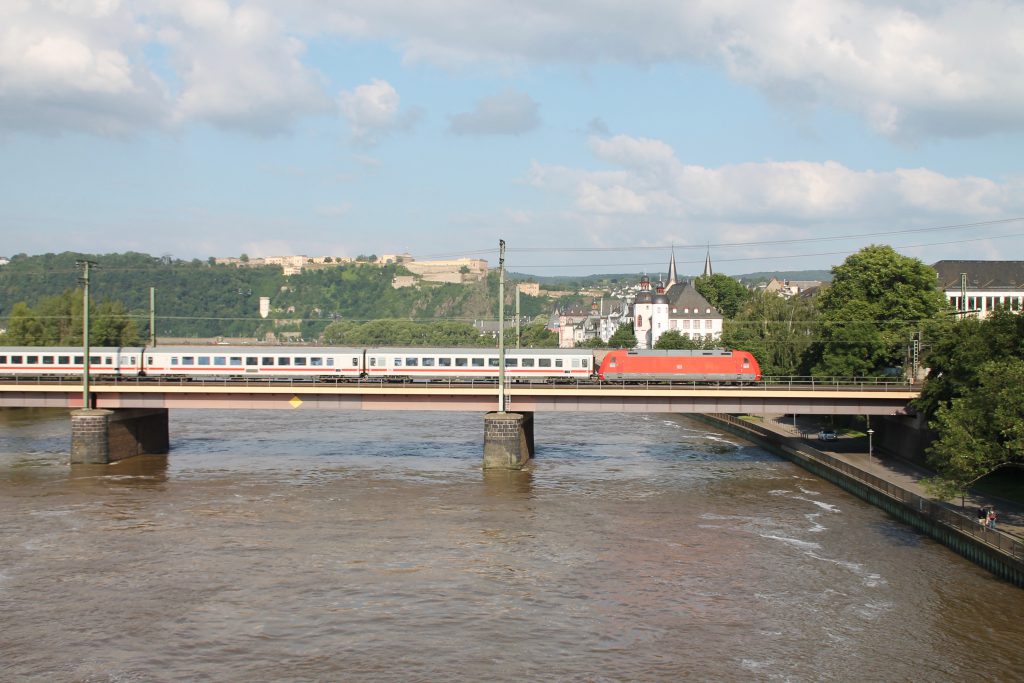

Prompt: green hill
[{"left": 0, "top": 252, "right": 549, "bottom": 341}]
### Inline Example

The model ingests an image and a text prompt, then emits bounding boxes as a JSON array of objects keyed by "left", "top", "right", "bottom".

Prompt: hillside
[{"left": 0, "top": 252, "right": 549, "bottom": 340}]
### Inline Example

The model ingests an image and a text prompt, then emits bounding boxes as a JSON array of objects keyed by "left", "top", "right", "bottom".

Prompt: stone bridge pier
[
  {"left": 70, "top": 408, "right": 170, "bottom": 464},
  {"left": 482, "top": 411, "right": 534, "bottom": 470}
]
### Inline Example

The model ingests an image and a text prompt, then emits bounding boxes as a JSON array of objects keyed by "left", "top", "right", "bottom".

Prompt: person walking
[
  {"left": 987, "top": 509, "right": 998, "bottom": 530},
  {"left": 977, "top": 507, "right": 988, "bottom": 527}
]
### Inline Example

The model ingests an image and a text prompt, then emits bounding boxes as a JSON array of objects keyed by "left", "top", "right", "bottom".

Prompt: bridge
[{"left": 0, "top": 377, "right": 919, "bottom": 469}]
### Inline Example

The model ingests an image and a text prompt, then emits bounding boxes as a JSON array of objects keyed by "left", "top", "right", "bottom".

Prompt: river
[{"left": 2, "top": 407, "right": 1023, "bottom": 681}]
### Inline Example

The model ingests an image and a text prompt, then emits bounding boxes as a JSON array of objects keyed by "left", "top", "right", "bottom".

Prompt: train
[{"left": 0, "top": 345, "right": 762, "bottom": 383}]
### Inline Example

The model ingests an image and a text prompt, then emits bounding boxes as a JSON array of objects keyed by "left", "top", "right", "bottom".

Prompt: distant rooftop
[{"left": 932, "top": 260, "right": 1024, "bottom": 288}]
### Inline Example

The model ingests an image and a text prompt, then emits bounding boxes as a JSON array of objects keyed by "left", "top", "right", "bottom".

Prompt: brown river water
[{"left": 2, "top": 407, "right": 1023, "bottom": 682}]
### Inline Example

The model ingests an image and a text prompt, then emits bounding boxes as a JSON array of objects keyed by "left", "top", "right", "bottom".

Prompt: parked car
[{"left": 817, "top": 429, "right": 838, "bottom": 441}]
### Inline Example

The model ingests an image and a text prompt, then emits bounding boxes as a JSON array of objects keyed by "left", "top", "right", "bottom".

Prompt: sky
[{"left": 0, "top": 0, "right": 1022, "bottom": 277}]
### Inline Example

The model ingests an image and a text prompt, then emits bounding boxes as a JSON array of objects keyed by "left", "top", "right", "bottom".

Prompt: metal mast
[
  {"left": 77, "top": 259, "right": 97, "bottom": 409},
  {"left": 498, "top": 239, "right": 506, "bottom": 413}
]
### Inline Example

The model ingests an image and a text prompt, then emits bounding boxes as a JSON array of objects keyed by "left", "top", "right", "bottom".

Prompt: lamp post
[{"left": 867, "top": 428, "right": 874, "bottom": 467}]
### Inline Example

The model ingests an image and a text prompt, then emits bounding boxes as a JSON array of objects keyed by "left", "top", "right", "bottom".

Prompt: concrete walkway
[{"left": 755, "top": 415, "right": 1024, "bottom": 539}]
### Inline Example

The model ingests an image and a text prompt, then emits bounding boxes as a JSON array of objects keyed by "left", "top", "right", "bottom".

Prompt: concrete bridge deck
[{"left": 1, "top": 378, "right": 919, "bottom": 415}]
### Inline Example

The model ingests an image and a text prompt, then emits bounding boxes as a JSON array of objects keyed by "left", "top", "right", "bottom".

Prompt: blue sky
[{"left": 1, "top": 1, "right": 1022, "bottom": 276}]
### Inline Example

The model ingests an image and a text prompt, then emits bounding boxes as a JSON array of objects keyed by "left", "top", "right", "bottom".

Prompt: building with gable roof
[
  {"left": 932, "top": 260, "right": 1024, "bottom": 318},
  {"left": 633, "top": 250, "right": 723, "bottom": 349}
]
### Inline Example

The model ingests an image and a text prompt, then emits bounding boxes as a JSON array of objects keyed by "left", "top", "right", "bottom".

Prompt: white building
[
  {"left": 633, "top": 252, "right": 723, "bottom": 349},
  {"left": 933, "top": 260, "right": 1024, "bottom": 318}
]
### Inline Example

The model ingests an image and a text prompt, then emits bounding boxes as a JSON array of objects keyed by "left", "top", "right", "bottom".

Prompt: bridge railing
[
  {"left": 0, "top": 374, "right": 918, "bottom": 392},
  {"left": 711, "top": 413, "right": 1024, "bottom": 561}
]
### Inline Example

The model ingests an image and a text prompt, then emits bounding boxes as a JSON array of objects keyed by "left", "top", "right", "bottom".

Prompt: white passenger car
[
  {"left": 364, "top": 347, "right": 593, "bottom": 381},
  {"left": 142, "top": 346, "right": 364, "bottom": 379}
]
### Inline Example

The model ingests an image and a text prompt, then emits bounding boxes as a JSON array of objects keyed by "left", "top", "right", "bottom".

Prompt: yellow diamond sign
[{"left": 289, "top": 395, "right": 303, "bottom": 409}]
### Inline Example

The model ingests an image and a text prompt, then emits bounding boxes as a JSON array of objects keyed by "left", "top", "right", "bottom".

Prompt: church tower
[
  {"left": 634, "top": 275, "right": 653, "bottom": 349},
  {"left": 666, "top": 248, "right": 678, "bottom": 289},
  {"left": 702, "top": 247, "right": 713, "bottom": 278}
]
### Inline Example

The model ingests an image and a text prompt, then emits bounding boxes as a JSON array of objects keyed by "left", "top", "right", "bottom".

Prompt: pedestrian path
[{"left": 756, "top": 415, "right": 1024, "bottom": 539}]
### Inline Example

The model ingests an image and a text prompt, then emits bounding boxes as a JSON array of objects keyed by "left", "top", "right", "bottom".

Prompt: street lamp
[{"left": 867, "top": 428, "right": 874, "bottom": 466}]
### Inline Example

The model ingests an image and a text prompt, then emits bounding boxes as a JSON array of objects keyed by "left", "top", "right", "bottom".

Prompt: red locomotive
[{"left": 597, "top": 349, "right": 761, "bottom": 383}]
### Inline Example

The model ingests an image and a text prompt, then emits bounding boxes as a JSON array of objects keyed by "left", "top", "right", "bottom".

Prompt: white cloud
[
  {"left": 2, "top": 1, "right": 1021, "bottom": 140},
  {"left": 526, "top": 133, "right": 1024, "bottom": 250},
  {"left": 448, "top": 89, "right": 540, "bottom": 135},
  {"left": 338, "top": 79, "right": 420, "bottom": 145},
  {"left": 275, "top": 0, "right": 1024, "bottom": 140},
  {"left": 0, "top": 0, "right": 167, "bottom": 134},
  {"left": 0, "top": 0, "right": 329, "bottom": 136},
  {"left": 163, "top": 1, "right": 330, "bottom": 134}
]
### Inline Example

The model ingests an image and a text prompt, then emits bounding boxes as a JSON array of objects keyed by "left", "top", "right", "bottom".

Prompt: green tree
[
  {"left": 653, "top": 330, "right": 701, "bottom": 350},
  {"left": 720, "top": 291, "right": 816, "bottom": 376},
  {"left": 577, "top": 336, "right": 606, "bottom": 349},
  {"left": 925, "top": 359, "right": 1024, "bottom": 501},
  {"left": 915, "top": 310, "right": 1024, "bottom": 419},
  {"left": 608, "top": 323, "right": 637, "bottom": 349},
  {"left": 322, "top": 319, "right": 489, "bottom": 346},
  {"left": 694, "top": 273, "right": 751, "bottom": 319},
  {"left": 6, "top": 302, "right": 47, "bottom": 344},
  {"left": 91, "top": 301, "right": 142, "bottom": 345},
  {"left": 519, "top": 321, "right": 558, "bottom": 347},
  {"left": 804, "top": 245, "right": 946, "bottom": 377}
]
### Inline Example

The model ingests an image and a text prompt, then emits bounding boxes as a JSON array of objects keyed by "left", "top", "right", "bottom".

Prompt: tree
[
  {"left": 5, "top": 302, "right": 47, "bottom": 345},
  {"left": 925, "top": 359, "right": 1024, "bottom": 502},
  {"left": 804, "top": 245, "right": 947, "bottom": 377},
  {"left": 653, "top": 330, "right": 701, "bottom": 350},
  {"left": 720, "top": 291, "right": 816, "bottom": 377},
  {"left": 91, "top": 301, "right": 142, "bottom": 345},
  {"left": 577, "top": 336, "right": 606, "bottom": 349},
  {"left": 519, "top": 321, "right": 558, "bottom": 347},
  {"left": 608, "top": 323, "right": 637, "bottom": 349},
  {"left": 694, "top": 273, "right": 751, "bottom": 319},
  {"left": 915, "top": 309, "right": 1024, "bottom": 419}
]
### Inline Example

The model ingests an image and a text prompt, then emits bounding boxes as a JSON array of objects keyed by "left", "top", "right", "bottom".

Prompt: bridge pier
[
  {"left": 70, "top": 408, "right": 169, "bottom": 464},
  {"left": 483, "top": 411, "right": 534, "bottom": 469}
]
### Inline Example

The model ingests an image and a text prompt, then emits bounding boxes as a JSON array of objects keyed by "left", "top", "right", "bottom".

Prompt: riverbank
[{"left": 697, "top": 413, "right": 1024, "bottom": 587}]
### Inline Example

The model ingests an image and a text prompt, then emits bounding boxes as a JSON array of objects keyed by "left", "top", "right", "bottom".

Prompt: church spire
[
  {"left": 702, "top": 246, "right": 713, "bottom": 278},
  {"left": 666, "top": 247, "right": 678, "bottom": 288}
]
